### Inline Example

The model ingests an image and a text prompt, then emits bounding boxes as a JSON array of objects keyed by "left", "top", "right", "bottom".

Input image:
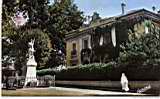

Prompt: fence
[{"left": 2, "top": 75, "right": 56, "bottom": 89}]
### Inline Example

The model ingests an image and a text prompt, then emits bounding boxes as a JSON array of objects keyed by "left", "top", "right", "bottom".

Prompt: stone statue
[
  {"left": 28, "top": 39, "right": 35, "bottom": 57},
  {"left": 27, "top": 39, "right": 37, "bottom": 66},
  {"left": 121, "top": 73, "right": 129, "bottom": 92},
  {"left": 24, "top": 39, "right": 38, "bottom": 87}
]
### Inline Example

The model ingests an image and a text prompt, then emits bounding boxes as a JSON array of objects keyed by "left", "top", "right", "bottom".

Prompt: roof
[{"left": 66, "top": 9, "right": 160, "bottom": 40}]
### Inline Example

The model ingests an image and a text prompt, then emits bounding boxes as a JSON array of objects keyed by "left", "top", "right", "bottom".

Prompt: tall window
[
  {"left": 103, "top": 33, "right": 111, "bottom": 45},
  {"left": 83, "top": 38, "right": 89, "bottom": 49},
  {"left": 71, "top": 43, "right": 78, "bottom": 66},
  {"left": 84, "top": 39, "right": 88, "bottom": 49},
  {"left": 71, "top": 43, "right": 77, "bottom": 57}
]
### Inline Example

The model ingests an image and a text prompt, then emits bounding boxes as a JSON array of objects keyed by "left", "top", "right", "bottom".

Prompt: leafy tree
[
  {"left": 2, "top": 28, "right": 51, "bottom": 73},
  {"left": 2, "top": 0, "right": 51, "bottom": 73},
  {"left": 18, "top": 0, "right": 50, "bottom": 30},
  {"left": 2, "top": 0, "right": 84, "bottom": 71},
  {"left": 47, "top": 0, "right": 84, "bottom": 67},
  {"left": 119, "top": 23, "right": 160, "bottom": 65}
]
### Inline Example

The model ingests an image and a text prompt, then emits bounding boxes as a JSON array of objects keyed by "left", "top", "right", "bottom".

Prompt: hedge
[
  {"left": 37, "top": 62, "right": 160, "bottom": 81},
  {"left": 37, "top": 62, "right": 115, "bottom": 79},
  {"left": 37, "top": 68, "right": 57, "bottom": 76}
]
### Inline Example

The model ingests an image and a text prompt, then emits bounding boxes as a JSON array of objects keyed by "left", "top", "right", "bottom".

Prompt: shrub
[
  {"left": 37, "top": 62, "right": 115, "bottom": 79},
  {"left": 119, "top": 25, "right": 160, "bottom": 65},
  {"left": 37, "top": 69, "right": 57, "bottom": 76}
]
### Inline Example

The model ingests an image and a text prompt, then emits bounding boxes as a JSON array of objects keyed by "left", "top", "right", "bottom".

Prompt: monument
[
  {"left": 121, "top": 73, "right": 129, "bottom": 92},
  {"left": 24, "top": 39, "right": 38, "bottom": 87}
]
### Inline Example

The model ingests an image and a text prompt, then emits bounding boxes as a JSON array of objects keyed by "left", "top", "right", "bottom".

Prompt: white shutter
[
  {"left": 145, "top": 26, "right": 149, "bottom": 34},
  {"left": 99, "top": 36, "right": 103, "bottom": 46},
  {"left": 111, "top": 26, "right": 116, "bottom": 47}
]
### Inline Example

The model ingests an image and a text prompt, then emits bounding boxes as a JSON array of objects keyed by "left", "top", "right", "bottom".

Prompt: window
[
  {"left": 70, "top": 43, "right": 78, "bottom": 66},
  {"left": 72, "top": 43, "right": 76, "bottom": 50},
  {"left": 82, "top": 38, "right": 89, "bottom": 49},
  {"left": 84, "top": 39, "right": 88, "bottom": 49},
  {"left": 103, "top": 33, "right": 111, "bottom": 45},
  {"left": 71, "top": 43, "right": 77, "bottom": 58}
]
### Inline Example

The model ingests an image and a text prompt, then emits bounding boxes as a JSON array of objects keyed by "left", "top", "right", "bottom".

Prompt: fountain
[
  {"left": 121, "top": 73, "right": 129, "bottom": 92},
  {"left": 24, "top": 39, "right": 38, "bottom": 87}
]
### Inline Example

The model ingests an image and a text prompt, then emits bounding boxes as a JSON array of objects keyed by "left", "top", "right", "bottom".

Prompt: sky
[{"left": 74, "top": 0, "right": 160, "bottom": 18}]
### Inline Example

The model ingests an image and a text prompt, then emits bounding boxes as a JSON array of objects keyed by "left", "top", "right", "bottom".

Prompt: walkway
[{"left": 2, "top": 87, "right": 147, "bottom": 96}]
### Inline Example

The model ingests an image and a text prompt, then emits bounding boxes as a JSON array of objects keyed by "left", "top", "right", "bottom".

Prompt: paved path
[
  {"left": 2, "top": 87, "right": 147, "bottom": 96},
  {"left": 48, "top": 87, "right": 146, "bottom": 96}
]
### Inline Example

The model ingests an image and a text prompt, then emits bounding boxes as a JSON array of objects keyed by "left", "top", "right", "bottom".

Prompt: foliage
[
  {"left": 2, "top": 28, "right": 51, "bottom": 72},
  {"left": 119, "top": 23, "right": 160, "bottom": 65},
  {"left": 37, "top": 62, "right": 160, "bottom": 81},
  {"left": 2, "top": 0, "right": 51, "bottom": 70},
  {"left": 46, "top": 0, "right": 84, "bottom": 67},
  {"left": 47, "top": 0, "right": 84, "bottom": 52},
  {"left": 37, "top": 68, "right": 57, "bottom": 76},
  {"left": 2, "top": 0, "right": 84, "bottom": 71},
  {"left": 18, "top": 0, "right": 50, "bottom": 30},
  {"left": 23, "top": 29, "right": 52, "bottom": 68},
  {"left": 69, "top": 62, "right": 115, "bottom": 73},
  {"left": 37, "top": 62, "right": 115, "bottom": 76}
]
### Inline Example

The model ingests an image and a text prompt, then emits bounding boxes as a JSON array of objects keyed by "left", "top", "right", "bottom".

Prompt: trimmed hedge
[
  {"left": 37, "top": 69, "right": 57, "bottom": 76},
  {"left": 37, "top": 62, "right": 115, "bottom": 79},
  {"left": 37, "top": 62, "right": 160, "bottom": 81}
]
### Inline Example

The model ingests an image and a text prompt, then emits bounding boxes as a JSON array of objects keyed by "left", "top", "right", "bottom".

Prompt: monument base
[{"left": 24, "top": 65, "right": 37, "bottom": 87}]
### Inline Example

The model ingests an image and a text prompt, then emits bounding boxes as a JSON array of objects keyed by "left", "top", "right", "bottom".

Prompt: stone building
[{"left": 65, "top": 9, "right": 160, "bottom": 66}]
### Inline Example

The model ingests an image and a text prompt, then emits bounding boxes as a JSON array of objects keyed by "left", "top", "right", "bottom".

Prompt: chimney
[
  {"left": 121, "top": 2, "right": 126, "bottom": 14},
  {"left": 152, "top": 6, "right": 156, "bottom": 13}
]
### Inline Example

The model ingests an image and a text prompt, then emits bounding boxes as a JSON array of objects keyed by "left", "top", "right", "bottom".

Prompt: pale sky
[{"left": 74, "top": 0, "right": 160, "bottom": 18}]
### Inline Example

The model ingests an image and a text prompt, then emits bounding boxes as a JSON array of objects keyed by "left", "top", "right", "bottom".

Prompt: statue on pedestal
[{"left": 24, "top": 39, "right": 38, "bottom": 87}]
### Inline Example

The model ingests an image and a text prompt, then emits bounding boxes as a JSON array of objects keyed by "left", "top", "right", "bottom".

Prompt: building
[{"left": 65, "top": 9, "right": 160, "bottom": 66}]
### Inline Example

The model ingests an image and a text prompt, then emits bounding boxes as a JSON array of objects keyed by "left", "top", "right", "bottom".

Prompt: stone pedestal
[
  {"left": 24, "top": 65, "right": 37, "bottom": 87},
  {"left": 24, "top": 58, "right": 37, "bottom": 87}
]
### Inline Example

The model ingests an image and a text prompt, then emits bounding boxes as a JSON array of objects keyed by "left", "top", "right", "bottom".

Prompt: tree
[
  {"left": 2, "top": 28, "right": 51, "bottom": 73},
  {"left": 46, "top": 0, "right": 84, "bottom": 67},
  {"left": 2, "top": 0, "right": 84, "bottom": 70},
  {"left": 2, "top": 0, "right": 52, "bottom": 73},
  {"left": 119, "top": 23, "right": 160, "bottom": 65},
  {"left": 18, "top": 0, "right": 50, "bottom": 30}
]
